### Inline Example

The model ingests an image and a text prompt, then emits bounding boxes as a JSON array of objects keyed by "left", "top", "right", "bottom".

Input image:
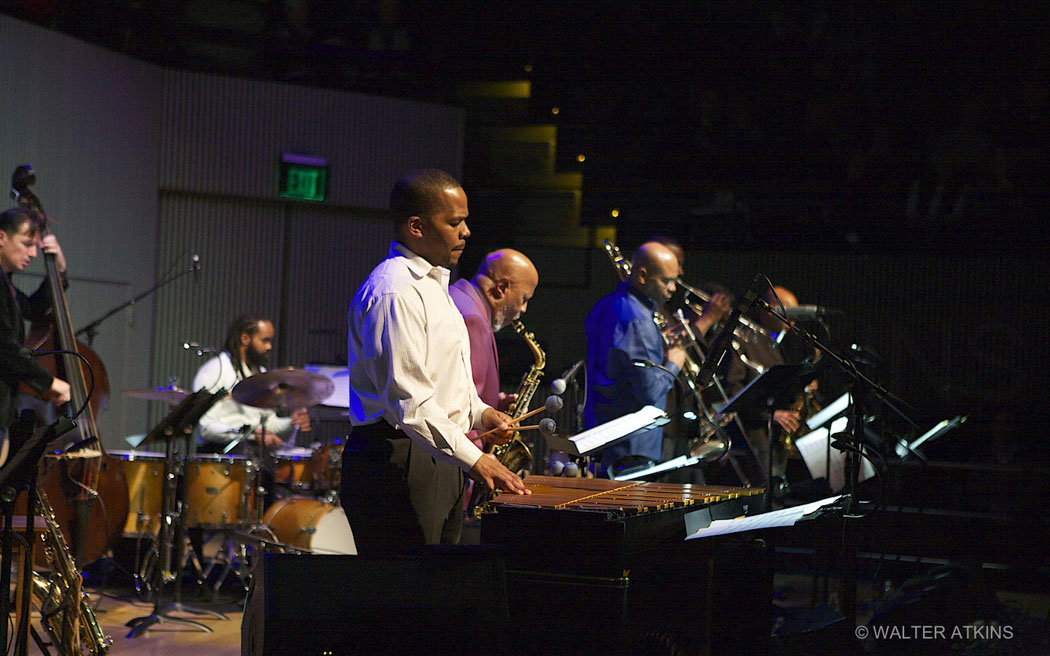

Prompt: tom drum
[
  {"left": 184, "top": 454, "right": 257, "bottom": 527},
  {"left": 110, "top": 450, "right": 166, "bottom": 536}
]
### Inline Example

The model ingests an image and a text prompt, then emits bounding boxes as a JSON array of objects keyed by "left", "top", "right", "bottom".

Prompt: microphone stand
[
  {"left": 126, "top": 390, "right": 228, "bottom": 637},
  {"left": 752, "top": 295, "right": 915, "bottom": 630},
  {"left": 75, "top": 259, "right": 199, "bottom": 346}
]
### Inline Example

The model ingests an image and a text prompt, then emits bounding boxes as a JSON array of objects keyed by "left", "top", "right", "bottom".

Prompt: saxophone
[
  {"left": 30, "top": 488, "right": 112, "bottom": 655},
  {"left": 467, "top": 320, "right": 545, "bottom": 518}
]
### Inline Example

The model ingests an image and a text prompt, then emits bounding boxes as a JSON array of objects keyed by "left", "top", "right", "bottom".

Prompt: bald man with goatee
[
  {"left": 450, "top": 249, "right": 539, "bottom": 410},
  {"left": 585, "top": 241, "right": 687, "bottom": 476}
]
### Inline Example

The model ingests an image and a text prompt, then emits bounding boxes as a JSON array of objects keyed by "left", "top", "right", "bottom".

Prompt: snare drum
[
  {"left": 273, "top": 447, "right": 314, "bottom": 488},
  {"left": 262, "top": 496, "right": 356, "bottom": 555},
  {"left": 110, "top": 450, "right": 166, "bottom": 536},
  {"left": 311, "top": 440, "right": 343, "bottom": 492},
  {"left": 184, "top": 454, "right": 257, "bottom": 527}
]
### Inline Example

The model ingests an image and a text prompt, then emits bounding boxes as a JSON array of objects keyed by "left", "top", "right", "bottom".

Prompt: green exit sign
[{"left": 279, "top": 153, "right": 328, "bottom": 201}]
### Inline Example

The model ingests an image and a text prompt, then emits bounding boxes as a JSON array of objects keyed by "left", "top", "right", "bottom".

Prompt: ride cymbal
[{"left": 231, "top": 368, "right": 334, "bottom": 409}]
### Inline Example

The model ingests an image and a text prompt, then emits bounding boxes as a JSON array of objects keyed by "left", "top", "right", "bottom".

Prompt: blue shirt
[{"left": 584, "top": 282, "right": 680, "bottom": 470}]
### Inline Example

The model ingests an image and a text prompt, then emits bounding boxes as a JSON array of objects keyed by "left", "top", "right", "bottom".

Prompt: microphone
[
  {"left": 192, "top": 254, "right": 201, "bottom": 283},
  {"left": 183, "top": 341, "right": 217, "bottom": 355},
  {"left": 781, "top": 305, "right": 839, "bottom": 320},
  {"left": 695, "top": 273, "right": 765, "bottom": 388},
  {"left": 550, "top": 360, "right": 584, "bottom": 395}
]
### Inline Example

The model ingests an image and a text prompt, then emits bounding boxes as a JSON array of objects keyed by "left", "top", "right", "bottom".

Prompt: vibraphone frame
[{"left": 481, "top": 476, "right": 771, "bottom": 654}]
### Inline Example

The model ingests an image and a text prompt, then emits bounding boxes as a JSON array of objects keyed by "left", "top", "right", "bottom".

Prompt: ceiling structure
[{"left": 5, "top": 1, "right": 1049, "bottom": 253}]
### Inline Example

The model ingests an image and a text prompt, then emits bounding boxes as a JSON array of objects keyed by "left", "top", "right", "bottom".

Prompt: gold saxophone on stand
[
  {"left": 30, "top": 489, "right": 112, "bottom": 655},
  {"left": 467, "top": 320, "right": 545, "bottom": 518}
]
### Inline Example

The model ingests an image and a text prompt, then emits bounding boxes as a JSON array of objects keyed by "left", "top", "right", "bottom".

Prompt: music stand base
[{"left": 125, "top": 601, "right": 227, "bottom": 637}]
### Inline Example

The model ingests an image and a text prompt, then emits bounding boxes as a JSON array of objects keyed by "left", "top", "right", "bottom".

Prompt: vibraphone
[{"left": 481, "top": 476, "right": 771, "bottom": 654}]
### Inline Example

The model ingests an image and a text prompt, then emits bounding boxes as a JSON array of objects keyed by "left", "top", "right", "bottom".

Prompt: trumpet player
[
  {"left": 585, "top": 241, "right": 687, "bottom": 477},
  {"left": 722, "top": 285, "right": 807, "bottom": 487}
]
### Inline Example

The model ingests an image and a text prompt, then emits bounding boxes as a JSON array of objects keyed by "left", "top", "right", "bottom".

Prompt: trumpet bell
[
  {"left": 688, "top": 436, "right": 730, "bottom": 462},
  {"left": 687, "top": 418, "right": 732, "bottom": 462}
]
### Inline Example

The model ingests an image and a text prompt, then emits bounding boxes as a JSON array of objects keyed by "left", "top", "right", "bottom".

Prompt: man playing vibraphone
[{"left": 342, "top": 169, "right": 529, "bottom": 554}]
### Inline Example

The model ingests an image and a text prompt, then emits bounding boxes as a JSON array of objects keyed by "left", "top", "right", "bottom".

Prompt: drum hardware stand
[
  {"left": 126, "top": 390, "right": 228, "bottom": 638},
  {"left": 202, "top": 419, "right": 278, "bottom": 599}
]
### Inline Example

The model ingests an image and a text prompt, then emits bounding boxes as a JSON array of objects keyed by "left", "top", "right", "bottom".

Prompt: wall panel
[
  {"left": 150, "top": 194, "right": 286, "bottom": 427},
  {"left": 1, "top": 14, "right": 162, "bottom": 447},
  {"left": 159, "top": 70, "right": 464, "bottom": 206}
]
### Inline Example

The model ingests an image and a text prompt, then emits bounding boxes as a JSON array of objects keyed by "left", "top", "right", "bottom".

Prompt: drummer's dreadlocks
[{"left": 224, "top": 313, "right": 269, "bottom": 378}]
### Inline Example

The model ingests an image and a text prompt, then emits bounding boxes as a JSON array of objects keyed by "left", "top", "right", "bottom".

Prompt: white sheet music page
[
  {"left": 570, "top": 405, "right": 667, "bottom": 455},
  {"left": 686, "top": 495, "right": 846, "bottom": 539}
]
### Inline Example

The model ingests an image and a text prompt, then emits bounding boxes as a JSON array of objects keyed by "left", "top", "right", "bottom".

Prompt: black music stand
[
  {"left": 0, "top": 410, "right": 76, "bottom": 656},
  {"left": 720, "top": 363, "right": 818, "bottom": 512},
  {"left": 126, "top": 389, "right": 228, "bottom": 638}
]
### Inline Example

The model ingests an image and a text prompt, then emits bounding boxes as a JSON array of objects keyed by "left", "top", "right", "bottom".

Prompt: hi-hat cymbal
[
  {"left": 231, "top": 368, "right": 335, "bottom": 410},
  {"left": 124, "top": 386, "right": 189, "bottom": 403}
]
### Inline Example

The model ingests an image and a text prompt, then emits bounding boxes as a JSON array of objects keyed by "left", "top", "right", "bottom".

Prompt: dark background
[{"left": 4, "top": 0, "right": 1048, "bottom": 464}]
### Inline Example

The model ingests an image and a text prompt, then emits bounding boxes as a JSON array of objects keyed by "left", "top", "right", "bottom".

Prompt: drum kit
[{"left": 119, "top": 367, "right": 355, "bottom": 600}]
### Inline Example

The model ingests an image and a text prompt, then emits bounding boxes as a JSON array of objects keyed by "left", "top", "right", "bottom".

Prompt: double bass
[{"left": 12, "top": 165, "right": 128, "bottom": 566}]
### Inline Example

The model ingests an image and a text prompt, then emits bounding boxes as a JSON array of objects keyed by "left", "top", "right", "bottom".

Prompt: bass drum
[{"left": 262, "top": 495, "right": 356, "bottom": 555}]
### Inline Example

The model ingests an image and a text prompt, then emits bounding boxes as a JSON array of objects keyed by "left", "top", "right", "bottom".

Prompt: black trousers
[{"left": 339, "top": 422, "right": 466, "bottom": 555}]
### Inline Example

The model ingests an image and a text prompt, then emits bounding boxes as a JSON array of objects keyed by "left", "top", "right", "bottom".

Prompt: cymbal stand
[
  {"left": 126, "top": 427, "right": 226, "bottom": 637},
  {"left": 203, "top": 419, "right": 275, "bottom": 598}
]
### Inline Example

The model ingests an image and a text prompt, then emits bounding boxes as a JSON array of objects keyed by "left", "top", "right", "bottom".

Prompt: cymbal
[
  {"left": 124, "top": 386, "right": 189, "bottom": 403},
  {"left": 231, "top": 368, "right": 335, "bottom": 410}
]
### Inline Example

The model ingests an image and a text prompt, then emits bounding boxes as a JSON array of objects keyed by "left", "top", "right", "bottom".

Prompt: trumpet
[{"left": 675, "top": 277, "right": 773, "bottom": 345}]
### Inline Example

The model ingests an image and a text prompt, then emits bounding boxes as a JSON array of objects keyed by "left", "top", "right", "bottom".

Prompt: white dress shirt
[
  {"left": 348, "top": 242, "right": 489, "bottom": 471},
  {"left": 192, "top": 351, "right": 293, "bottom": 446}
]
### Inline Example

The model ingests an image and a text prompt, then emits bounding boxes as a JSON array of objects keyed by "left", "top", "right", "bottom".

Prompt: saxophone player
[{"left": 449, "top": 248, "right": 539, "bottom": 415}]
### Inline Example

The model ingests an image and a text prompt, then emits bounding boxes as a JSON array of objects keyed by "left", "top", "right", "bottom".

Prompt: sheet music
[
  {"left": 551, "top": 405, "right": 667, "bottom": 456},
  {"left": 795, "top": 416, "right": 876, "bottom": 492},
  {"left": 686, "top": 495, "right": 846, "bottom": 539}
]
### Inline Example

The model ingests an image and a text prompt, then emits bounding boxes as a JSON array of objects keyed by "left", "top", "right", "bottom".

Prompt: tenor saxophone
[
  {"left": 30, "top": 488, "right": 112, "bottom": 655},
  {"left": 467, "top": 320, "right": 545, "bottom": 518}
]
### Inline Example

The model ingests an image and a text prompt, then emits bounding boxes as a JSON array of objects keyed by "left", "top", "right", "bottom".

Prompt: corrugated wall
[
  {"left": 525, "top": 246, "right": 1041, "bottom": 435},
  {"left": 158, "top": 69, "right": 464, "bottom": 204},
  {"left": 151, "top": 68, "right": 465, "bottom": 428},
  {"left": 0, "top": 14, "right": 162, "bottom": 447}
]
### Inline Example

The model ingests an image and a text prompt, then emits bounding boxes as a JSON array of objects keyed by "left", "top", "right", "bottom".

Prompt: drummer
[{"left": 192, "top": 313, "right": 311, "bottom": 455}]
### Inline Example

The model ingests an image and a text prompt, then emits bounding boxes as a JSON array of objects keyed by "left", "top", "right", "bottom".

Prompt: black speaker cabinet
[{"left": 242, "top": 550, "right": 509, "bottom": 655}]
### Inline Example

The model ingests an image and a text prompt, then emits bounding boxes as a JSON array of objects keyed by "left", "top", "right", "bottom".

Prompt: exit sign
[{"left": 279, "top": 153, "right": 328, "bottom": 202}]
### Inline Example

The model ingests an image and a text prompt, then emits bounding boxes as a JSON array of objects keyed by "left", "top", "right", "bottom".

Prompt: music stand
[
  {"left": 0, "top": 410, "right": 77, "bottom": 656},
  {"left": 545, "top": 405, "right": 669, "bottom": 458},
  {"left": 126, "top": 389, "right": 228, "bottom": 637},
  {"left": 720, "top": 364, "right": 818, "bottom": 512}
]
